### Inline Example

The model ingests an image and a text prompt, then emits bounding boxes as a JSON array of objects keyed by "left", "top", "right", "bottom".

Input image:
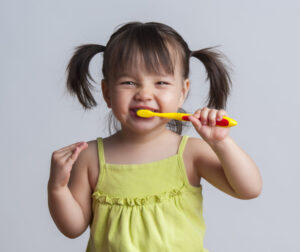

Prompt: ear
[
  {"left": 179, "top": 78, "right": 190, "bottom": 107},
  {"left": 101, "top": 79, "right": 112, "bottom": 108}
]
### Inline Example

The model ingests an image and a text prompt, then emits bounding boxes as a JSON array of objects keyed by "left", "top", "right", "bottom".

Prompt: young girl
[{"left": 48, "top": 21, "right": 262, "bottom": 252}]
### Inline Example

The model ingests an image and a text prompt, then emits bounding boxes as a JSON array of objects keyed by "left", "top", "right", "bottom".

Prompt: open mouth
[
  {"left": 130, "top": 108, "right": 159, "bottom": 113},
  {"left": 129, "top": 107, "right": 158, "bottom": 119}
]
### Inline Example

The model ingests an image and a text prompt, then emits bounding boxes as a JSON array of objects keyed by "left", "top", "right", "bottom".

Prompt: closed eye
[
  {"left": 156, "top": 81, "right": 169, "bottom": 85},
  {"left": 120, "top": 81, "right": 169, "bottom": 85},
  {"left": 120, "top": 81, "right": 135, "bottom": 85}
]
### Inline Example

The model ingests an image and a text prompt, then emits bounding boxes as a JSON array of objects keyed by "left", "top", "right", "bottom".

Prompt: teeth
[{"left": 134, "top": 108, "right": 155, "bottom": 112}]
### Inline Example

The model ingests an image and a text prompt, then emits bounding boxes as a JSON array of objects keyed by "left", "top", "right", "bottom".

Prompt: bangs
[{"left": 106, "top": 25, "right": 180, "bottom": 81}]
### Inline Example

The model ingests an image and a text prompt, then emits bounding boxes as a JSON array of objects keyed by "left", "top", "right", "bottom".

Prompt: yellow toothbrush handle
[
  {"left": 155, "top": 112, "right": 237, "bottom": 127},
  {"left": 137, "top": 110, "right": 237, "bottom": 128},
  {"left": 154, "top": 112, "right": 191, "bottom": 121}
]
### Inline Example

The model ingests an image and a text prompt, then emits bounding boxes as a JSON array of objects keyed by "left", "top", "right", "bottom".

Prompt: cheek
[
  {"left": 110, "top": 90, "right": 131, "bottom": 114},
  {"left": 159, "top": 90, "right": 182, "bottom": 107}
]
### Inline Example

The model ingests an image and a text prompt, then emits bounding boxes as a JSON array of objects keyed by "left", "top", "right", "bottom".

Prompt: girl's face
[{"left": 102, "top": 52, "right": 190, "bottom": 134}]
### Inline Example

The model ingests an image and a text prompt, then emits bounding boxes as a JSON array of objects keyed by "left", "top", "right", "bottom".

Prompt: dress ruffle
[{"left": 92, "top": 183, "right": 185, "bottom": 206}]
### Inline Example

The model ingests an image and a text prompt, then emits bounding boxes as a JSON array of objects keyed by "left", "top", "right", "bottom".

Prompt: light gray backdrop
[{"left": 1, "top": 0, "right": 299, "bottom": 251}]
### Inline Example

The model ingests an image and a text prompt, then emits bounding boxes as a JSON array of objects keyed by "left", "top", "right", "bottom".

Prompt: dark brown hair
[{"left": 66, "top": 21, "right": 232, "bottom": 134}]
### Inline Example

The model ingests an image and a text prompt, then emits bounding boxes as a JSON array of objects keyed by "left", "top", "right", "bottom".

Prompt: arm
[
  {"left": 48, "top": 142, "right": 92, "bottom": 238},
  {"left": 189, "top": 107, "right": 262, "bottom": 200},
  {"left": 198, "top": 136, "right": 262, "bottom": 199},
  {"left": 47, "top": 185, "right": 90, "bottom": 238}
]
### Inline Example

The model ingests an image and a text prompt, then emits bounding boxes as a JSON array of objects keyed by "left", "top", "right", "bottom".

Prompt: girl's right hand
[{"left": 48, "top": 141, "right": 88, "bottom": 191}]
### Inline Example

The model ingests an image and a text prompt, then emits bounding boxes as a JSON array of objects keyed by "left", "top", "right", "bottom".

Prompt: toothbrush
[{"left": 136, "top": 109, "right": 238, "bottom": 127}]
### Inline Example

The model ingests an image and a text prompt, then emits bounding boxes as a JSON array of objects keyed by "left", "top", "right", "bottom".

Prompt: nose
[{"left": 134, "top": 86, "right": 153, "bottom": 101}]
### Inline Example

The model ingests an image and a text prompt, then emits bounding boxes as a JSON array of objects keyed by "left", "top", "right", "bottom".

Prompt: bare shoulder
[
  {"left": 84, "top": 139, "right": 100, "bottom": 192},
  {"left": 185, "top": 137, "right": 217, "bottom": 172},
  {"left": 67, "top": 140, "right": 97, "bottom": 229},
  {"left": 183, "top": 137, "right": 209, "bottom": 179},
  {"left": 182, "top": 137, "right": 206, "bottom": 186},
  {"left": 69, "top": 138, "right": 103, "bottom": 193},
  {"left": 185, "top": 136, "right": 239, "bottom": 198},
  {"left": 68, "top": 139, "right": 97, "bottom": 191}
]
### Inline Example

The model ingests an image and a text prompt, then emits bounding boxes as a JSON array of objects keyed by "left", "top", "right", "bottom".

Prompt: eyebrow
[{"left": 116, "top": 72, "right": 171, "bottom": 79}]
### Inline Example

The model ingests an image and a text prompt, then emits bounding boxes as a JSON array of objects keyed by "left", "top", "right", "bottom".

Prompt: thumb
[{"left": 188, "top": 115, "right": 202, "bottom": 132}]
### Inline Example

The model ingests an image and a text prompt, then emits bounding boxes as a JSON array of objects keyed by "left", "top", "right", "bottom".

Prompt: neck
[{"left": 115, "top": 126, "right": 174, "bottom": 145}]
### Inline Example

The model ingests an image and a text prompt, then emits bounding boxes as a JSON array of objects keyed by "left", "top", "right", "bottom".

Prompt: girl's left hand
[{"left": 188, "top": 107, "right": 230, "bottom": 145}]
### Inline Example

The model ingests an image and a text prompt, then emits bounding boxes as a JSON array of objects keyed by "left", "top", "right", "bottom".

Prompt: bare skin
[{"left": 48, "top": 50, "right": 262, "bottom": 238}]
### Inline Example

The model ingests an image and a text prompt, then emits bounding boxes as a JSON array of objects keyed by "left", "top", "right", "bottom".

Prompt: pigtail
[
  {"left": 190, "top": 47, "right": 232, "bottom": 109},
  {"left": 66, "top": 44, "right": 105, "bottom": 110}
]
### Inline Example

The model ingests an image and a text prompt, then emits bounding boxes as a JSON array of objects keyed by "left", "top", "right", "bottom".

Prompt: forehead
[{"left": 113, "top": 47, "right": 182, "bottom": 81}]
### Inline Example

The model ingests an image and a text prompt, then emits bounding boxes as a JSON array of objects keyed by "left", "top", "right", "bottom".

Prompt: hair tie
[{"left": 97, "top": 44, "right": 106, "bottom": 52}]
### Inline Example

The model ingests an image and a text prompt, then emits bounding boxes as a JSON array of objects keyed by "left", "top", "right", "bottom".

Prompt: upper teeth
[{"left": 135, "top": 108, "right": 154, "bottom": 112}]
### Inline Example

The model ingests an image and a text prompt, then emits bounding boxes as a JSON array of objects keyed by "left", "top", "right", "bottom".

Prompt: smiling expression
[{"left": 101, "top": 49, "right": 190, "bottom": 133}]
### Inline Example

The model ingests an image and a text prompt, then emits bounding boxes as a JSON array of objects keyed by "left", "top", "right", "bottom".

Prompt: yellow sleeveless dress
[{"left": 86, "top": 135, "right": 209, "bottom": 252}]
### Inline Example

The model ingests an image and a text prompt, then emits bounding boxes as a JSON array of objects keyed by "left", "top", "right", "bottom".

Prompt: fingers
[
  {"left": 55, "top": 142, "right": 87, "bottom": 156},
  {"left": 61, "top": 146, "right": 79, "bottom": 164},
  {"left": 199, "top": 107, "right": 210, "bottom": 126},
  {"left": 207, "top": 109, "right": 217, "bottom": 127},
  {"left": 61, "top": 141, "right": 87, "bottom": 152},
  {"left": 216, "top": 109, "right": 228, "bottom": 120},
  {"left": 53, "top": 142, "right": 88, "bottom": 163},
  {"left": 191, "top": 107, "right": 228, "bottom": 127},
  {"left": 66, "top": 142, "right": 88, "bottom": 164},
  {"left": 49, "top": 141, "right": 89, "bottom": 189}
]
